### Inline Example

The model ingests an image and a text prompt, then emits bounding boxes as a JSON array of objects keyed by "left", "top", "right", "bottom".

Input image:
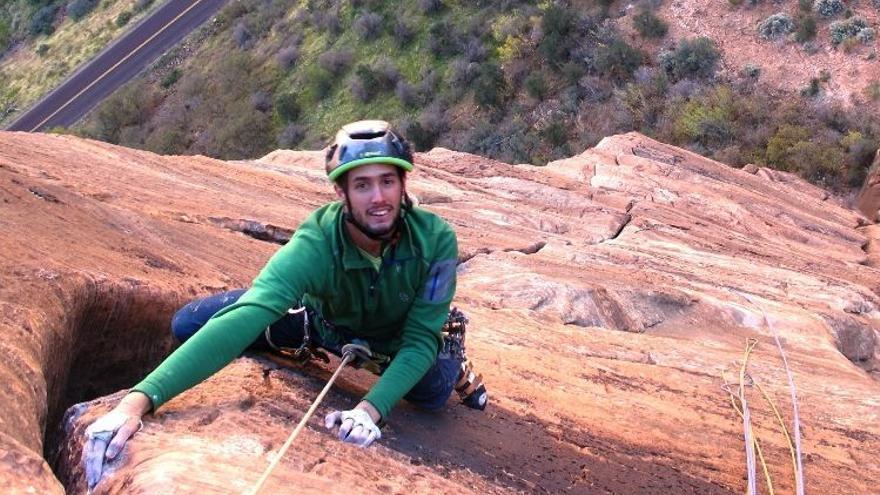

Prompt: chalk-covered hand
[
  {"left": 82, "top": 398, "right": 147, "bottom": 490},
  {"left": 324, "top": 408, "right": 381, "bottom": 447}
]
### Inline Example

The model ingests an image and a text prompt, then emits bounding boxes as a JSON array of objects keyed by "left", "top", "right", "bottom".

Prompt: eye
[{"left": 354, "top": 182, "right": 368, "bottom": 190}]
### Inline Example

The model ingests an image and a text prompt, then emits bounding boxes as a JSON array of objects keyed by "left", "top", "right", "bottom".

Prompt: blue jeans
[{"left": 171, "top": 289, "right": 461, "bottom": 411}]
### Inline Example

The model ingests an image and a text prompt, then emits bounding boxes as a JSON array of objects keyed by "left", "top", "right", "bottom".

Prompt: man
[{"left": 82, "top": 120, "right": 487, "bottom": 489}]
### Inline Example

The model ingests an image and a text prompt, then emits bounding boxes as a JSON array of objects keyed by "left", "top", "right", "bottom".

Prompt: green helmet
[{"left": 325, "top": 120, "right": 414, "bottom": 182}]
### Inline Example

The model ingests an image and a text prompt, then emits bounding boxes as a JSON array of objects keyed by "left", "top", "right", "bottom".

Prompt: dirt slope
[{"left": 0, "top": 131, "right": 879, "bottom": 494}]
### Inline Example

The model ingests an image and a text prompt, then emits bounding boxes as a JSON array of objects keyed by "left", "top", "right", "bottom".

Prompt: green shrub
[
  {"left": 633, "top": 9, "right": 668, "bottom": 39},
  {"left": 428, "top": 19, "right": 462, "bottom": 58},
  {"left": 317, "top": 49, "right": 353, "bottom": 76},
  {"left": 758, "top": 13, "right": 794, "bottom": 39},
  {"left": 115, "top": 10, "right": 132, "bottom": 27},
  {"left": 133, "top": 0, "right": 155, "bottom": 13},
  {"left": 277, "top": 123, "right": 305, "bottom": 148},
  {"left": 596, "top": 38, "right": 644, "bottom": 82},
  {"left": 36, "top": 43, "right": 50, "bottom": 56},
  {"left": 351, "top": 64, "right": 379, "bottom": 102},
  {"left": 661, "top": 37, "right": 721, "bottom": 81},
  {"left": 353, "top": 11, "right": 383, "bottom": 40},
  {"left": 524, "top": 72, "right": 548, "bottom": 100},
  {"left": 472, "top": 62, "right": 508, "bottom": 108},
  {"left": 538, "top": 4, "right": 577, "bottom": 65},
  {"left": 160, "top": 68, "right": 182, "bottom": 89},
  {"left": 30, "top": 6, "right": 58, "bottom": 36},
  {"left": 67, "top": 0, "right": 98, "bottom": 21},
  {"left": 541, "top": 115, "right": 568, "bottom": 147},
  {"left": 813, "top": 0, "right": 845, "bottom": 17},
  {"left": 274, "top": 92, "right": 300, "bottom": 122},
  {"left": 830, "top": 16, "right": 872, "bottom": 44},
  {"left": 795, "top": 14, "right": 817, "bottom": 42},
  {"left": 673, "top": 86, "right": 735, "bottom": 147}
]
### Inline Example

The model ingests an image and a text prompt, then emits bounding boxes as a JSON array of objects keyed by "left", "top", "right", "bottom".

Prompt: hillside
[
  {"left": 41, "top": 0, "right": 879, "bottom": 191},
  {"left": 1, "top": 130, "right": 879, "bottom": 493},
  {"left": 0, "top": 0, "right": 160, "bottom": 123}
]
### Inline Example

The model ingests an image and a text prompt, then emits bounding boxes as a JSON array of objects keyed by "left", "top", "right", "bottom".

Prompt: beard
[{"left": 346, "top": 200, "right": 400, "bottom": 239}]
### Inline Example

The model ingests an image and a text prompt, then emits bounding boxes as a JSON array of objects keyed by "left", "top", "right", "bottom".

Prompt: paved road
[{"left": 6, "top": 0, "right": 228, "bottom": 132}]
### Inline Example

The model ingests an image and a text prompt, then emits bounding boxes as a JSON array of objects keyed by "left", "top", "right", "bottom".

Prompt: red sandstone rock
[{"left": 1, "top": 131, "right": 879, "bottom": 494}]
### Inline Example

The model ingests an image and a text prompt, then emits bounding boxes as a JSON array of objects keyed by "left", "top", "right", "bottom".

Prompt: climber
[{"left": 81, "top": 119, "right": 488, "bottom": 490}]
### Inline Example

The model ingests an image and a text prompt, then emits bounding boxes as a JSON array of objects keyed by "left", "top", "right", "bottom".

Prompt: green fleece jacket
[{"left": 133, "top": 202, "right": 458, "bottom": 418}]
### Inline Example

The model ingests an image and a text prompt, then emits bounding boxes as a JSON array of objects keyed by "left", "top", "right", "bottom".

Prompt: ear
[{"left": 334, "top": 183, "right": 345, "bottom": 201}]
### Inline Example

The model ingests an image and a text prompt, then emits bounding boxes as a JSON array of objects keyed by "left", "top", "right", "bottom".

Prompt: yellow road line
[{"left": 29, "top": 0, "right": 208, "bottom": 132}]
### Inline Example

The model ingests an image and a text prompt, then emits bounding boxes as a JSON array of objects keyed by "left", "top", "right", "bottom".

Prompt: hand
[
  {"left": 324, "top": 407, "right": 381, "bottom": 447},
  {"left": 82, "top": 393, "right": 150, "bottom": 490}
]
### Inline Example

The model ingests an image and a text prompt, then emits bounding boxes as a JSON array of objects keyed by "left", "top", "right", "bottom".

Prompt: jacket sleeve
[
  {"left": 132, "top": 222, "right": 329, "bottom": 410},
  {"left": 362, "top": 226, "right": 457, "bottom": 418}
]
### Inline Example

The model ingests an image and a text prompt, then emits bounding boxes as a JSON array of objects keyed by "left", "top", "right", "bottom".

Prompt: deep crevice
[
  {"left": 207, "top": 216, "right": 293, "bottom": 244},
  {"left": 38, "top": 277, "right": 185, "bottom": 492}
]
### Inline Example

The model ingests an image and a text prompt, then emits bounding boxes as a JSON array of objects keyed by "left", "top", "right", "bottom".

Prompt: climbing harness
[
  {"left": 264, "top": 306, "right": 329, "bottom": 364},
  {"left": 247, "top": 342, "right": 373, "bottom": 495}
]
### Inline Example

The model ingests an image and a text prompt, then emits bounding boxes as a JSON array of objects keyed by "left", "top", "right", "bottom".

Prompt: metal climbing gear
[
  {"left": 264, "top": 306, "right": 329, "bottom": 364},
  {"left": 247, "top": 343, "right": 370, "bottom": 495}
]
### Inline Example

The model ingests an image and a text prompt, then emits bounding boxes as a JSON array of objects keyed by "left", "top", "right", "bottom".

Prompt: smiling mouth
[{"left": 368, "top": 207, "right": 393, "bottom": 218}]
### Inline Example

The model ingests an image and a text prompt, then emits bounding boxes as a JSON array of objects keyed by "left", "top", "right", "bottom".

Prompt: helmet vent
[{"left": 348, "top": 131, "right": 386, "bottom": 140}]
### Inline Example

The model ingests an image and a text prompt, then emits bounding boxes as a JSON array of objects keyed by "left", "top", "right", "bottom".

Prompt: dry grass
[{"left": 0, "top": 0, "right": 159, "bottom": 126}]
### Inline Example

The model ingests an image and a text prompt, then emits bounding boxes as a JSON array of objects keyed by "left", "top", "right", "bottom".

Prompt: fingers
[
  {"left": 83, "top": 431, "right": 112, "bottom": 490},
  {"left": 105, "top": 418, "right": 140, "bottom": 459},
  {"left": 324, "top": 411, "right": 342, "bottom": 429},
  {"left": 337, "top": 418, "right": 355, "bottom": 441}
]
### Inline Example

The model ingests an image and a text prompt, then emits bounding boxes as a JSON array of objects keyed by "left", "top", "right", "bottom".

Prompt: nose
[{"left": 369, "top": 183, "right": 384, "bottom": 203}]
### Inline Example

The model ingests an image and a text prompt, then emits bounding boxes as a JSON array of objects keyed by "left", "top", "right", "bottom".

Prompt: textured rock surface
[
  {"left": 857, "top": 151, "right": 880, "bottom": 223},
  {"left": 1, "top": 131, "right": 879, "bottom": 494}
]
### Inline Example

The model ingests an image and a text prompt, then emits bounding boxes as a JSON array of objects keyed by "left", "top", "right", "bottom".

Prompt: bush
[
  {"left": 353, "top": 12, "right": 383, "bottom": 40},
  {"left": 429, "top": 20, "right": 462, "bottom": 57},
  {"left": 673, "top": 86, "right": 735, "bottom": 147},
  {"left": 472, "top": 62, "right": 508, "bottom": 109},
  {"left": 596, "top": 38, "right": 644, "bottom": 82},
  {"left": 30, "top": 6, "right": 58, "bottom": 36},
  {"left": 351, "top": 65, "right": 379, "bottom": 102},
  {"left": 277, "top": 123, "right": 305, "bottom": 148},
  {"left": 160, "top": 68, "right": 182, "bottom": 89},
  {"left": 795, "top": 14, "right": 817, "bottom": 42},
  {"left": 419, "top": 0, "right": 444, "bottom": 14},
  {"left": 274, "top": 92, "right": 300, "bottom": 123},
  {"left": 395, "top": 80, "right": 419, "bottom": 107},
  {"left": 450, "top": 58, "right": 478, "bottom": 87},
  {"left": 251, "top": 91, "right": 272, "bottom": 113},
  {"left": 633, "top": 9, "right": 668, "bottom": 38},
  {"left": 538, "top": 4, "right": 578, "bottom": 65},
  {"left": 276, "top": 46, "right": 300, "bottom": 70},
  {"left": 134, "top": 0, "right": 155, "bottom": 13},
  {"left": 830, "top": 16, "right": 872, "bottom": 44},
  {"left": 232, "top": 20, "right": 252, "bottom": 49},
  {"left": 317, "top": 49, "right": 353, "bottom": 76},
  {"left": 661, "top": 37, "right": 721, "bottom": 81},
  {"left": 36, "top": 43, "right": 50, "bottom": 56},
  {"left": 67, "top": 0, "right": 98, "bottom": 21},
  {"left": 393, "top": 17, "right": 415, "bottom": 47},
  {"left": 525, "top": 72, "right": 548, "bottom": 100},
  {"left": 115, "top": 10, "right": 132, "bottom": 27},
  {"left": 813, "top": 0, "right": 845, "bottom": 17},
  {"left": 373, "top": 58, "right": 401, "bottom": 91},
  {"left": 758, "top": 13, "right": 795, "bottom": 39}
]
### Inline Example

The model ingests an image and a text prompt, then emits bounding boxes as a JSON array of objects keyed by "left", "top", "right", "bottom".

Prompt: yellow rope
[{"left": 753, "top": 379, "right": 798, "bottom": 492}]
